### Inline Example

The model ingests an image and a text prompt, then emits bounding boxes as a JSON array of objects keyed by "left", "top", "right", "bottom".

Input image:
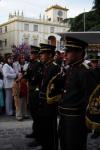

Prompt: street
[{"left": 0, "top": 115, "right": 99, "bottom": 150}]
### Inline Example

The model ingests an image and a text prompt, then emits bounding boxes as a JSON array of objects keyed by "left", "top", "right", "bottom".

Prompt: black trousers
[
  {"left": 28, "top": 90, "right": 39, "bottom": 138},
  {"left": 37, "top": 115, "right": 58, "bottom": 150},
  {"left": 59, "top": 114, "right": 88, "bottom": 150}
]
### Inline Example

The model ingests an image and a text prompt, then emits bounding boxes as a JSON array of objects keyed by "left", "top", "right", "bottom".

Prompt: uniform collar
[
  {"left": 45, "top": 58, "right": 54, "bottom": 66},
  {"left": 70, "top": 58, "right": 84, "bottom": 67}
]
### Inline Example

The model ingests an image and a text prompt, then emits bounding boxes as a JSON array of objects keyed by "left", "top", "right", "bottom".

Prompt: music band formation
[{"left": 0, "top": 37, "right": 100, "bottom": 150}]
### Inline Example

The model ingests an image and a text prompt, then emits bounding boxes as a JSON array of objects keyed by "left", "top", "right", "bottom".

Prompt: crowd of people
[
  {"left": 0, "top": 37, "right": 100, "bottom": 150},
  {"left": 0, "top": 53, "right": 29, "bottom": 118}
]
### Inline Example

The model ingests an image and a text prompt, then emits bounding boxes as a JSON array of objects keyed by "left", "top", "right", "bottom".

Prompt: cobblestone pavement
[{"left": 0, "top": 115, "right": 100, "bottom": 150}]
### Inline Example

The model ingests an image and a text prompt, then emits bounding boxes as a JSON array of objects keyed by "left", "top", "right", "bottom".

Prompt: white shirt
[
  {"left": 2, "top": 63, "right": 16, "bottom": 88},
  {"left": 13, "top": 61, "right": 21, "bottom": 74}
]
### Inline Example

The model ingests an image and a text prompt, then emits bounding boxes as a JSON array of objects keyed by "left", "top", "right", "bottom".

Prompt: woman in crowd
[
  {"left": 2, "top": 54, "right": 16, "bottom": 116},
  {"left": 12, "top": 72, "right": 28, "bottom": 121}
]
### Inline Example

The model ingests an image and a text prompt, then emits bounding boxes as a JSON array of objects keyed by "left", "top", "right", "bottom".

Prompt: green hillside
[{"left": 69, "top": 0, "right": 100, "bottom": 31}]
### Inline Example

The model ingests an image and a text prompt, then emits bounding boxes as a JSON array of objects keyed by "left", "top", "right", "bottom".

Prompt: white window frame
[
  {"left": 24, "top": 24, "right": 29, "bottom": 31},
  {"left": 33, "top": 39, "right": 38, "bottom": 46},
  {"left": 33, "top": 24, "right": 38, "bottom": 32},
  {"left": 50, "top": 27, "right": 54, "bottom": 33}
]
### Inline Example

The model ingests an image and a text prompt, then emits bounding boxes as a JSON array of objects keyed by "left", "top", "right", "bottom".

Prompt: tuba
[
  {"left": 86, "top": 84, "right": 100, "bottom": 130},
  {"left": 46, "top": 73, "right": 62, "bottom": 104}
]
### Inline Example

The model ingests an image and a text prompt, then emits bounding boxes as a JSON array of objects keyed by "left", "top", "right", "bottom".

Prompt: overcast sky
[{"left": 0, "top": 0, "right": 94, "bottom": 23}]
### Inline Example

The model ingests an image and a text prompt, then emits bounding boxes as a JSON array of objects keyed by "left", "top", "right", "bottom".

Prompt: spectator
[
  {"left": 0, "top": 71, "right": 4, "bottom": 114},
  {"left": 13, "top": 55, "right": 21, "bottom": 74},
  {"left": 86, "top": 55, "right": 100, "bottom": 139},
  {"left": 12, "top": 72, "right": 28, "bottom": 121},
  {"left": 2, "top": 54, "right": 16, "bottom": 116}
]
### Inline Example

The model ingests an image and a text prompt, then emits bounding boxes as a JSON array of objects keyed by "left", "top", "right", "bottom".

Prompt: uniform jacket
[
  {"left": 58, "top": 59, "right": 96, "bottom": 116},
  {"left": 24, "top": 60, "right": 43, "bottom": 90},
  {"left": 39, "top": 60, "right": 61, "bottom": 117},
  {"left": 86, "top": 66, "right": 100, "bottom": 129}
]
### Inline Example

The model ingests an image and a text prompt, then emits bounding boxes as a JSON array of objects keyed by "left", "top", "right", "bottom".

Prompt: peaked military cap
[
  {"left": 87, "top": 55, "right": 100, "bottom": 61},
  {"left": 63, "top": 37, "right": 88, "bottom": 52},
  {"left": 30, "top": 45, "right": 40, "bottom": 54},
  {"left": 39, "top": 43, "right": 56, "bottom": 54}
]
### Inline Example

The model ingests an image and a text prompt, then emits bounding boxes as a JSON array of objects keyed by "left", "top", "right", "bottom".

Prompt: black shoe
[
  {"left": 16, "top": 117, "right": 23, "bottom": 121},
  {"left": 25, "top": 133, "right": 34, "bottom": 138},
  {"left": 23, "top": 115, "right": 30, "bottom": 119},
  {"left": 27, "top": 141, "right": 42, "bottom": 149}
]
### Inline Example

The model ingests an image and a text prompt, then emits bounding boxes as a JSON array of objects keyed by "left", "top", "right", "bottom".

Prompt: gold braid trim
[
  {"left": 86, "top": 116, "right": 100, "bottom": 130},
  {"left": 86, "top": 84, "right": 100, "bottom": 110},
  {"left": 86, "top": 84, "right": 100, "bottom": 129},
  {"left": 46, "top": 74, "right": 62, "bottom": 104}
]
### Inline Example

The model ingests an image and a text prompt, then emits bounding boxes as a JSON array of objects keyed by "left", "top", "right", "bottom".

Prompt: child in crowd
[
  {"left": 0, "top": 72, "right": 4, "bottom": 114},
  {"left": 12, "top": 72, "right": 29, "bottom": 121}
]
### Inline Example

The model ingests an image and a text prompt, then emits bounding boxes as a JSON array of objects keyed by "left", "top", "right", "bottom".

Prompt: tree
[
  {"left": 93, "top": 0, "right": 100, "bottom": 14},
  {"left": 69, "top": 0, "right": 100, "bottom": 31}
]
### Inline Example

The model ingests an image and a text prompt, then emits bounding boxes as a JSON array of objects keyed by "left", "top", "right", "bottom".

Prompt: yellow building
[{"left": 0, "top": 5, "right": 69, "bottom": 54}]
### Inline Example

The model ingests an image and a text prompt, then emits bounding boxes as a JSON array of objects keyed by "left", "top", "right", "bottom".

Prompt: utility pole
[{"left": 83, "top": 8, "right": 86, "bottom": 32}]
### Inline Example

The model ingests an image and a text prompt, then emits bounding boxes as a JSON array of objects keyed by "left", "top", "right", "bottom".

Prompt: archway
[{"left": 48, "top": 36, "right": 56, "bottom": 46}]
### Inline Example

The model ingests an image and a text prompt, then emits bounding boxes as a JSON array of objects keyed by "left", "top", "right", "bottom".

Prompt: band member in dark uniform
[
  {"left": 36, "top": 43, "right": 61, "bottom": 150},
  {"left": 58, "top": 37, "right": 96, "bottom": 150},
  {"left": 54, "top": 50, "right": 63, "bottom": 66},
  {"left": 86, "top": 55, "right": 100, "bottom": 139},
  {"left": 24, "top": 45, "right": 43, "bottom": 147}
]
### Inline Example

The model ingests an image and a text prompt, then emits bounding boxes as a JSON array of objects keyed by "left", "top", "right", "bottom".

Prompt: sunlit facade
[{"left": 0, "top": 5, "right": 69, "bottom": 54}]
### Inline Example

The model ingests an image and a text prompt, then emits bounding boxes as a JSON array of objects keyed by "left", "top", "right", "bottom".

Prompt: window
[
  {"left": 33, "top": 39, "right": 38, "bottom": 46},
  {"left": 24, "top": 24, "right": 29, "bottom": 31},
  {"left": 33, "top": 25, "right": 38, "bottom": 32},
  {"left": 0, "top": 40, "right": 2, "bottom": 47},
  {"left": 5, "top": 26, "right": 7, "bottom": 32},
  {"left": 57, "top": 17, "right": 63, "bottom": 22},
  {"left": 50, "top": 27, "right": 54, "bottom": 33},
  {"left": 24, "top": 38, "right": 29, "bottom": 44},
  {"left": 0, "top": 28, "right": 2, "bottom": 34},
  {"left": 48, "top": 18, "right": 51, "bottom": 21},
  {"left": 5, "top": 39, "right": 7, "bottom": 46}
]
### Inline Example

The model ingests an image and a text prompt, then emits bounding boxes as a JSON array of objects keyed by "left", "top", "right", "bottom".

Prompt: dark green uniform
[
  {"left": 58, "top": 37, "right": 96, "bottom": 150},
  {"left": 58, "top": 60, "right": 96, "bottom": 150},
  {"left": 86, "top": 66, "right": 100, "bottom": 130},
  {"left": 37, "top": 60, "right": 61, "bottom": 150},
  {"left": 24, "top": 60, "right": 43, "bottom": 137}
]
